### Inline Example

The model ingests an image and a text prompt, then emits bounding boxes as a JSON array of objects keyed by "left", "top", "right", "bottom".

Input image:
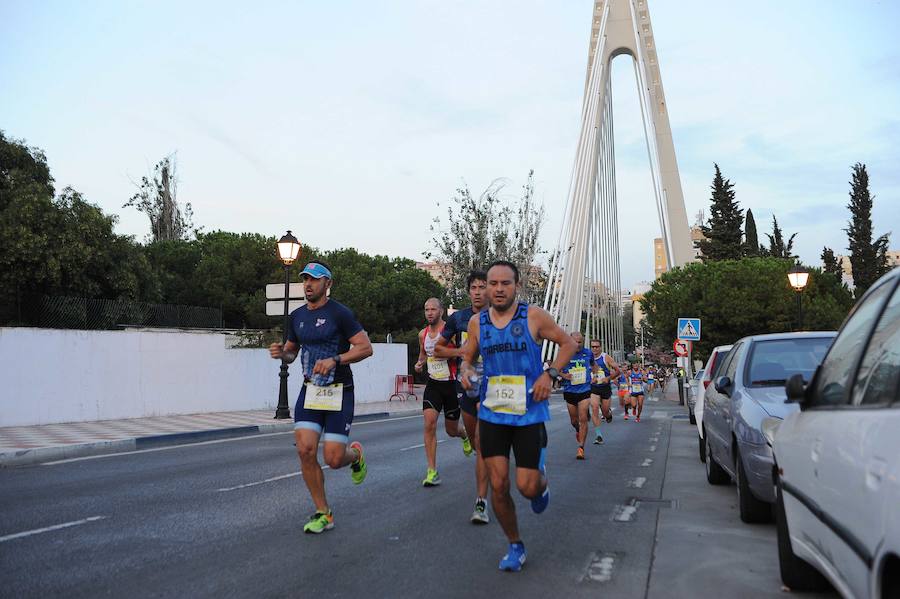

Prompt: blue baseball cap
[{"left": 300, "top": 262, "right": 332, "bottom": 279}]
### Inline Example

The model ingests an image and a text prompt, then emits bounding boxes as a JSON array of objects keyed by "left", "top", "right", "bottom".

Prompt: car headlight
[{"left": 761, "top": 416, "right": 783, "bottom": 448}]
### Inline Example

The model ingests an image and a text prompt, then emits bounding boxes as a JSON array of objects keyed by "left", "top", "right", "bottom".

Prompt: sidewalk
[{"left": 0, "top": 388, "right": 425, "bottom": 467}]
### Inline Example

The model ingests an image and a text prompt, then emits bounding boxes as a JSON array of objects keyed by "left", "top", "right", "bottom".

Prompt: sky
[{"left": 2, "top": 0, "right": 899, "bottom": 289}]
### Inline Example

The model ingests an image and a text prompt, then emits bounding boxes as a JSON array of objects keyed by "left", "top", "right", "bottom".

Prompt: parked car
[
  {"left": 687, "top": 368, "right": 704, "bottom": 416},
  {"left": 702, "top": 331, "right": 836, "bottom": 523},
  {"left": 764, "top": 267, "right": 900, "bottom": 596},
  {"left": 694, "top": 344, "right": 733, "bottom": 461}
]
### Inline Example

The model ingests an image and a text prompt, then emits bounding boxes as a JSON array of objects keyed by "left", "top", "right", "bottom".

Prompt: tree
[
  {"left": 743, "top": 209, "right": 759, "bottom": 256},
  {"left": 821, "top": 247, "right": 842, "bottom": 278},
  {"left": 765, "top": 215, "right": 797, "bottom": 259},
  {"left": 640, "top": 258, "right": 853, "bottom": 360},
  {"left": 845, "top": 163, "right": 891, "bottom": 297},
  {"left": 698, "top": 164, "right": 744, "bottom": 261},
  {"left": 124, "top": 154, "right": 195, "bottom": 242},
  {"left": 427, "top": 170, "right": 545, "bottom": 304}
]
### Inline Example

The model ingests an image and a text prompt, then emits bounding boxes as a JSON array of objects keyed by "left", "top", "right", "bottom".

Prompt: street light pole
[
  {"left": 274, "top": 231, "right": 301, "bottom": 420},
  {"left": 787, "top": 265, "right": 810, "bottom": 332}
]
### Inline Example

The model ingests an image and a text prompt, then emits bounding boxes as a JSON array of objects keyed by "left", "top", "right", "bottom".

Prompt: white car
[
  {"left": 694, "top": 344, "right": 733, "bottom": 462},
  {"left": 766, "top": 267, "right": 900, "bottom": 597}
]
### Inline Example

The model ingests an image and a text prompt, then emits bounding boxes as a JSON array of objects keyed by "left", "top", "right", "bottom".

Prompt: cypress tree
[
  {"left": 699, "top": 164, "right": 744, "bottom": 261},
  {"left": 744, "top": 209, "right": 759, "bottom": 256},
  {"left": 821, "top": 247, "right": 843, "bottom": 278},
  {"left": 765, "top": 215, "right": 797, "bottom": 259},
  {"left": 846, "top": 163, "right": 891, "bottom": 297}
]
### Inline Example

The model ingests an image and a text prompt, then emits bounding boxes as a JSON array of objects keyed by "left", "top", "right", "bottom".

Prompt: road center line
[
  {"left": 0, "top": 516, "right": 106, "bottom": 543},
  {"left": 400, "top": 440, "right": 445, "bottom": 452}
]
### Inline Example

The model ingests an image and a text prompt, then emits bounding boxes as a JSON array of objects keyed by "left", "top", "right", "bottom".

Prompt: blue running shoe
[
  {"left": 531, "top": 448, "right": 550, "bottom": 514},
  {"left": 499, "top": 542, "right": 527, "bottom": 572}
]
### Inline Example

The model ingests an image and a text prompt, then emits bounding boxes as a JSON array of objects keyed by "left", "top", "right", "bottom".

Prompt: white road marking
[
  {"left": 217, "top": 471, "right": 303, "bottom": 492},
  {"left": 42, "top": 414, "right": 423, "bottom": 466},
  {"left": 650, "top": 412, "right": 667, "bottom": 419},
  {"left": 400, "top": 439, "right": 445, "bottom": 452},
  {"left": 649, "top": 445, "right": 657, "bottom": 452},
  {"left": 612, "top": 505, "right": 637, "bottom": 522},
  {"left": 0, "top": 516, "right": 106, "bottom": 543},
  {"left": 641, "top": 458, "right": 653, "bottom": 467},
  {"left": 583, "top": 552, "right": 616, "bottom": 582},
  {"left": 628, "top": 477, "right": 647, "bottom": 488}
]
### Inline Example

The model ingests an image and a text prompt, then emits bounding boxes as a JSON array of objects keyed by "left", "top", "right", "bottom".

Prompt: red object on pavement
[{"left": 390, "top": 374, "right": 418, "bottom": 401}]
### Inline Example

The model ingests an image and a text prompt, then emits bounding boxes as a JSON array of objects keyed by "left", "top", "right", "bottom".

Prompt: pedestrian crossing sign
[{"left": 677, "top": 318, "right": 701, "bottom": 341}]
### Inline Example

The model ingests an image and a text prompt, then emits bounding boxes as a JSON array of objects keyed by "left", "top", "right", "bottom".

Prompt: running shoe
[
  {"left": 471, "top": 498, "right": 489, "bottom": 524},
  {"left": 593, "top": 435, "right": 604, "bottom": 445},
  {"left": 576, "top": 446, "right": 585, "bottom": 460},
  {"left": 624, "top": 414, "right": 630, "bottom": 420},
  {"left": 349, "top": 441, "right": 367, "bottom": 484},
  {"left": 530, "top": 449, "right": 550, "bottom": 514},
  {"left": 635, "top": 416, "right": 641, "bottom": 423},
  {"left": 423, "top": 468, "right": 441, "bottom": 487},
  {"left": 499, "top": 542, "right": 527, "bottom": 572},
  {"left": 462, "top": 436, "right": 473, "bottom": 457},
  {"left": 606, "top": 413, "right": 613, "bottom": 424},
  {"left": 303, "top": 511, "right": 334, "bottom": 534}
]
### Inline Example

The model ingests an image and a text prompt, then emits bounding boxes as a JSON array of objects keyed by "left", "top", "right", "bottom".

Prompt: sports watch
[{"left": 546, "top": 367, "right": 560, "bottom": 381}]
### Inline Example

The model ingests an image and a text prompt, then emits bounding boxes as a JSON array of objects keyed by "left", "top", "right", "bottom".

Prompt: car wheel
[
  {"left": 775, "top": 479, "right": 830, "bottom": 591},
  {"left": 705, "top": 432, "right": 729, "bottom": 485},
  {"left": 736, "top": 449, "right": 773, "bottom": 523},
  {"left": 698, "top": 434, "right": 706, "bottom": 463}
]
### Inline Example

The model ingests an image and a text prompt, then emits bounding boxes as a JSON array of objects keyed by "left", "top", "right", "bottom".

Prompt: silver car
[{"left": 702, "top": 331, "right": 836, "bottom": 523}]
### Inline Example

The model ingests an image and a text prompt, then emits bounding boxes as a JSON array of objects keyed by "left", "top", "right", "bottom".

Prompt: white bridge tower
[{"left": 543, "top": 0, "right": 692, "bottom": 360}]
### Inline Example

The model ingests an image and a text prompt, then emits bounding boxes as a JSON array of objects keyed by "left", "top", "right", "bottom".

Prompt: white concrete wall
[{"left": 0, "top": 328, "right": 407, "bottom": 427}]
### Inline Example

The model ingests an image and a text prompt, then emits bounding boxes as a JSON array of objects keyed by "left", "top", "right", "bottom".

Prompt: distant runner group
[{"left": 269, "top": 260, "right": 669, "bottom": 572}]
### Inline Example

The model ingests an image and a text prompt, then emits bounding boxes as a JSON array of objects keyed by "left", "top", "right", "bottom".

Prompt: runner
[
  {"left": 646, "top": 365, "right": 657, "bottom": 396},
  {"left": 560, "top": 332, "right": 594, "bottom": 460},
  {"left": 628, "top": 363, "right": 647, "bottom": 423},
  {"left": 589, "top": 340, "right": 622, "bottom": 444},
  {"left": 617, "top": 371, "right": 630, "bottom": 420},
  {"left": 268, "top": 261, "right": 373, "bottom": 535},
  {"left": 432, "top": 270, "right": 490, "bottom": 523},
  {"left": 414, "top": 297, "right": 471, "bottom": 487},
  {"left": 460, "top": 260, "right": 577, "bottom": 572}
]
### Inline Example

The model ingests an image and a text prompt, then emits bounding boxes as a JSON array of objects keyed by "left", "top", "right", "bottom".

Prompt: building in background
[
  {"left": 835, "top": 251, "right": 900, "bottom": 289},
  {"left": 630, "top": 281, "right": 652, "bottom": 331},
  {"left": 415, "top": 261, "right": 450, "bottom": 287},
  {"left": 653, "top": 224, "right": 705, "bottom": 279}
]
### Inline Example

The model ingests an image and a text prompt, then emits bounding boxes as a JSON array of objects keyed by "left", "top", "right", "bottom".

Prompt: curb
[{"left": 0, "top": 410, "right": 417, "bottom": 468}]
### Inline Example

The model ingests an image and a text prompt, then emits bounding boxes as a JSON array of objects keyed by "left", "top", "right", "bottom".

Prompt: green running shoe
[
  {"left": 303, "top": 511, "right": 334, "bottom": 534},
  {"left": 350, "top": 441, "right": 366, "bottom": 485},
  {"left": 462, "top": 436, "right": 473, "bottom": 457},
  {"left": 423, "top": 468, "right": 441, "bottom": 487}
]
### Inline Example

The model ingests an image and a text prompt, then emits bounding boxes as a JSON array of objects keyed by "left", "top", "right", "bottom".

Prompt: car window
[
  {"left": 723, "top": 342, "right": 743, "bottom": 379},
  {"left": 745, "top": 337, "right": 833, "bottom": 387},
  {"left": 853, "top": 281, "right": 900, "bottom": 406},
  {"left": 811, "top": 279, "right": 894, "bottom": 407},
  {"left": 710, "top": 349, "right": 732, "bottom": 377}
]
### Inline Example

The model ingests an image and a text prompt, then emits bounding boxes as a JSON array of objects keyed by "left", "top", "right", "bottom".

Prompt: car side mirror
[
  {"left": 714, "top": 376, "right": 732, "bottom": 396},
  {"left": 785, "top": 373, "right": 807, "bottom": 404}
]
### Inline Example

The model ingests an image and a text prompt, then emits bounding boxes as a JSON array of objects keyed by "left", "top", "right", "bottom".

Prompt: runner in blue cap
[{"left": 269, "top": 260, "right": 373, "bottom": 534}]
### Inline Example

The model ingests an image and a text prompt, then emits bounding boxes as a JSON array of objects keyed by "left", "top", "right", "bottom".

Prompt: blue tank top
[
  {"left": 563, "top": 347, "right": 594, "bottom": 394},
  {"left": 595, "top": 353, "right": 611, "bottom": 377},
  {"left": 629, "top": 371, "right": 644, "bottom": 391},
  {"left": 478, "top": 302, "right": 548, "bottom": 426}
]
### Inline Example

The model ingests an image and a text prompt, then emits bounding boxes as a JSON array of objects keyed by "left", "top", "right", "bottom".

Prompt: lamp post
[
  {"left": 275, "top": 230, "right": 301, "bottom": 419},
  {"left": 787, "top": 265, "right": 810, "bottom": 331}
]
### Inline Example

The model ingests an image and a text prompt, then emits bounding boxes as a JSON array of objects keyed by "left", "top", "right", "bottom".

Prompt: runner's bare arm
[
  {"left": 528, "top": 306, "right": 578, "bottom": 402},
  {"left": 312, "top": 330, "right": 373, "bottom": 376},
  {"left": 459, "top": 315, "right": 481, "bottom": 390},
  {"left": 432, "top": 335, "right": 463, "bottom": 359},
  {"left": 269, "top": 340, "right": 300, "bottom": 363},
  {"left": 414, "top": 330, "right": 426, "bottom": 372},
  {"left": 607, "top": 356, "right": 622, "bottom": 379}
]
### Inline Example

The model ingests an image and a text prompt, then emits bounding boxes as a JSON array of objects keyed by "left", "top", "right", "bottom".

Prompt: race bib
[
  {"left": 427, "top": 357, "right": 451, "bottom": 381},
  {"left": 305, "top": 383, "right": 344, "bottom": 411},
  {"left": 570, "top": 367, "right": 587, "bottom": 386},
  {"left": 631, "top": 384, "right": 643, "bottom": 394},
  {"left": 592, "top": 372, "right": 607, "bottom": 384},
  {"left": 484, "top": 375, "right": 527, "bottom": 415},
  {"left": 461, "top": 332, "right": 483, "bottom": 364}
]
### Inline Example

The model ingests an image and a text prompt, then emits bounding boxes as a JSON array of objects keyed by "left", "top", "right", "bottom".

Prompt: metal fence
[{"left": 15, "top": 296, "right": 223, "bottom": 330}]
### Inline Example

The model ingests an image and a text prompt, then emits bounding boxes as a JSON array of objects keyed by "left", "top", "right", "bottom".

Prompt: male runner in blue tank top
[
  {"left": 268, "top": 261, "right": 373, "bottom": 534},
  {"left": 432, "top": 270, "right": 490, "bottom": 524},
  {"left": 589, "top": 340, "right": 622, "bottom": 444},
  {"left": 560, "top": 332, "right": 595, "bottom": 460},
  {"left": 460, "top": 260, "right": 578, "bottom": 572}
]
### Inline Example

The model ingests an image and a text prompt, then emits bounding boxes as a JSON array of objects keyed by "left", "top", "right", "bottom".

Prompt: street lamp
[
  {"left": 787, "top": 265, "right": 810, "bottom": 331},
  {"left": 275, "top": 230, "right": 301, "bottom": 419}
]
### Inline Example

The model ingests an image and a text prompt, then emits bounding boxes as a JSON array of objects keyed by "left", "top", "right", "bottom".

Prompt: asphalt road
[{"left": 0, "top": 392, "right": 837, "bottom": 598}]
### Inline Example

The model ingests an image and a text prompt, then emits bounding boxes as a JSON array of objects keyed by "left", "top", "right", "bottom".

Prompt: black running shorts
[
  {"left": 563, "top": 390, "right": 591, "bottom": 406},
  {"left": 478, "top": 420, "right": 547, "bottom": 470},
  {"left": 423, "top": 379, "right": 461, "bottom": 420},
  {"left": 590, "top": 383, "right": 612, "bottom": 399}
]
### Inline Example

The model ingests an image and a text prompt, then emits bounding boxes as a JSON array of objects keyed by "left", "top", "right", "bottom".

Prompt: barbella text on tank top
[{"left": 482, "top": 340, "right": 528, "bottom": 356}]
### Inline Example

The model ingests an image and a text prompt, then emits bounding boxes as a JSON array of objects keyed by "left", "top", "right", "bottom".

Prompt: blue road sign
[{"left": 677, "top": 318, "right": 701, "bottom": 341}]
